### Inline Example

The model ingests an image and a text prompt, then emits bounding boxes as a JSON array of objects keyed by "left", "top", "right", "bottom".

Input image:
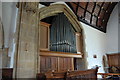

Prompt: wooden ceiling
[{"left": 40, "top": 2, "right": 118, "bottom": 33}]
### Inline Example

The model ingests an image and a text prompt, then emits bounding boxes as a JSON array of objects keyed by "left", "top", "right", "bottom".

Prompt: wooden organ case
[{"left": 39, "top": 13, "right": 83, "bottom": 73}]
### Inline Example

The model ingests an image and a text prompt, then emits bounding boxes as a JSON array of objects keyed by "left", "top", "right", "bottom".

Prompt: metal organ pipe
[{"left": 50, "top": 13, "right": 77, "bottom": 53}]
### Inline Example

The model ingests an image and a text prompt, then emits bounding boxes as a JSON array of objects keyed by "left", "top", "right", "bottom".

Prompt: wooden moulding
[
  {"left": 98, "top": 73, "right": 120, "bottom": 79},
  {"left": 40, "top": 22, "right": 51, "bottom": 27},
  {"left": 39, "top": 50, "right": 82, "bottom": 58},
  {"left": 106, "top": 53, "right": 120, "bottom": 56},
  {"left": 98, "top": 73, "right": 120, "bottom": 76},
  {"left": 40, "top": 22, "right": 50, "bottom": 50}
]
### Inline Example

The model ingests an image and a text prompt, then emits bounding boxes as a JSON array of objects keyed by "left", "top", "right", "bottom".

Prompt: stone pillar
[
  {"left": 0, "top": 18, "right": 3, "bottom": 49},
  {"left": 0, "top": 49, "right": 2, "bottom": 80},
  {"left": 14, "top": 2, "right": 39, "bottom": 78}
]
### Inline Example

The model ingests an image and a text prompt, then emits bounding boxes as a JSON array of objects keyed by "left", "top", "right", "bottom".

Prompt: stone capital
[{"left": 22, "top": 2, "right": 39, "bottom": 13}]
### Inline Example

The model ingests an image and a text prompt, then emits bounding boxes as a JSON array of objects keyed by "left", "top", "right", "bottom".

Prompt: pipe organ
[
  {"left": 40, "top": 13, "right": 83, "bottom": 73},
  {"left": 50, "top": 13, "right": 77, "bottom": 53}
]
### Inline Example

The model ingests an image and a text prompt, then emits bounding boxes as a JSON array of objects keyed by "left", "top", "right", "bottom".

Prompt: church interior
[{"left": 0, "top": 1, "right": 120, "bottom": 79}]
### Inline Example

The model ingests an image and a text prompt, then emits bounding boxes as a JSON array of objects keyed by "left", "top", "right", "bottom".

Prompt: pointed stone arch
[{"left": 39, "top": 4, "right": 83, "bottom": 33}]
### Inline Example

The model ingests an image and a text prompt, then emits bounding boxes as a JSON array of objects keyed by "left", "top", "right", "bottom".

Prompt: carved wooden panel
[
  {"left": 40, "top": 22, "right": 50, "bottom": 50},
  {"left": 40, "top": 56, "right": 58, "bottom": 73},
  {"left": 40, "top": 56, "right": 74, "bottom": 73},
  {"left": 37, "top": 68, "right": 98, "bottom": 80},
  {"left": 76, "top": 32, "right": 83, "bottom": 54},
  {"left": 107, "top": 53, "right": 120, "bottom": 67},
  {"left": 45, "top": 71, "right": 66, "bottom": 79},
  {"left": 66, "top": 68, "right": 98, "bottom": 80},
  {"left": 59, "top": 57, "right": 74, "bottom": 72}
]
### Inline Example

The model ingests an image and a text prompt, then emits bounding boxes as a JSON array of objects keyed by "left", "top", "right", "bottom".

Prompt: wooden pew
[
  {"left": 66, "top": 68, "right": 98, "bottom": 80},
  {"left": 45, "top": 70, "right": 67, "bottom": 80},
  {"left": 106, "top": 53, "right": 120, "bottom": 72},
  {"left": 37, "top": 68, "right": 98, "bottom": 80},
  {"left": 1, "top": 68, "right": 13, "bottom": 80},
  {"left": 98, "top": 53, "right": 120, "bottom": 79},
  {"left": 37, "top": 73, "right": 46, "bottom": 80},
  {"left": 98, "top": 73, "right": 120, "bottom": 79}
]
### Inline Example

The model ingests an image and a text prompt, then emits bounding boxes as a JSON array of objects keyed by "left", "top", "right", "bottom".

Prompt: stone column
[
  {"left": 0, "top": 18, "right": 3, "bottom": 49},
  {"left": 14, "top": 2, "right": 39, "bottom": 78},
  {"left": 0, "top": 49, "right": 2, "bottom": 80}
]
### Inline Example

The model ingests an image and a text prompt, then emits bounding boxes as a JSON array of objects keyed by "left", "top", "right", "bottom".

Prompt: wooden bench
[
  {"left": 98, "top": 53, "right": 120, "bottom": 79},
  {"left": 1, "top": 68, "right": 13, "bottom": 80},
  {"left": 66, "top": 68, "right": 98, "bottom": 80},
  {"left": 98, "top": 73, "right": 120, "bottom": 78},
  {"left": 37, "top": 68, "right": 98, "bottom": 80},
  {"left": 45, "top": 71, "right": 67, "bottom": 80}
]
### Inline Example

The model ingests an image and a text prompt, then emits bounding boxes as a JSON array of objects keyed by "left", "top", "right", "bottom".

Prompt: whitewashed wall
[
  {"left": 80, "top": 22, "right": 107, "bottom": 73},
  {"left": 80, "top": 3, "right": 119, "bottom": 73},
  {"left": 106, "top": 3, "right": 119, "bottom": 53},
  {"left": 2, "top": 2, "right": 18, "bottom": 67},
  {"left": 2, "top": 2, "right": 18, "bottom": 48}
]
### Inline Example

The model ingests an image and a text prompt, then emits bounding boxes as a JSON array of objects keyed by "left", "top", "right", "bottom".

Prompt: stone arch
[{"left": 39, "top": 4, "right": 83, "bottom": 33}]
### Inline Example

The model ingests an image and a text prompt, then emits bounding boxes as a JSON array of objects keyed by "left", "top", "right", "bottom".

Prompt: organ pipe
[{"left": 50, "top": 13, "right": 77, "bottom": 53}]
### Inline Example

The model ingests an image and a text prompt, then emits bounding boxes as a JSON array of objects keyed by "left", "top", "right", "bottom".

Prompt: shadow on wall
[{"left": 102, "top": 55, "right": 108, "bottom": 73}]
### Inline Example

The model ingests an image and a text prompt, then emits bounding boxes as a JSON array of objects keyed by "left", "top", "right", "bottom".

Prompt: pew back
[
  {"left": 107, "top": 53, "right": 120, "bottom": 73},
  {"left": 45, "top": 71, "right": 66, "bottom": 80},
  {"left": 107, "top": 53, "right": 120, "bottom": 67},
  {"left": 66, "top": 68, "right": 98, "bottom": 80},
  {"left": 37, "top": 68, "right": 98, "bottom": 80}
]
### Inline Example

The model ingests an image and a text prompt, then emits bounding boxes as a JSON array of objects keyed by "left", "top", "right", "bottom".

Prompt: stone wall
[
  {"left": 14, "top": 2, "right": 39, "bottom": 78},
  {"left": 0, "top": 18, "right": 3, "bottom": 49},
  {"left": 0, "top": 49, "right": 2, "bottom": 80},
  {"left": 2, "top": 48, "right": 9, "bottom": 67}
]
